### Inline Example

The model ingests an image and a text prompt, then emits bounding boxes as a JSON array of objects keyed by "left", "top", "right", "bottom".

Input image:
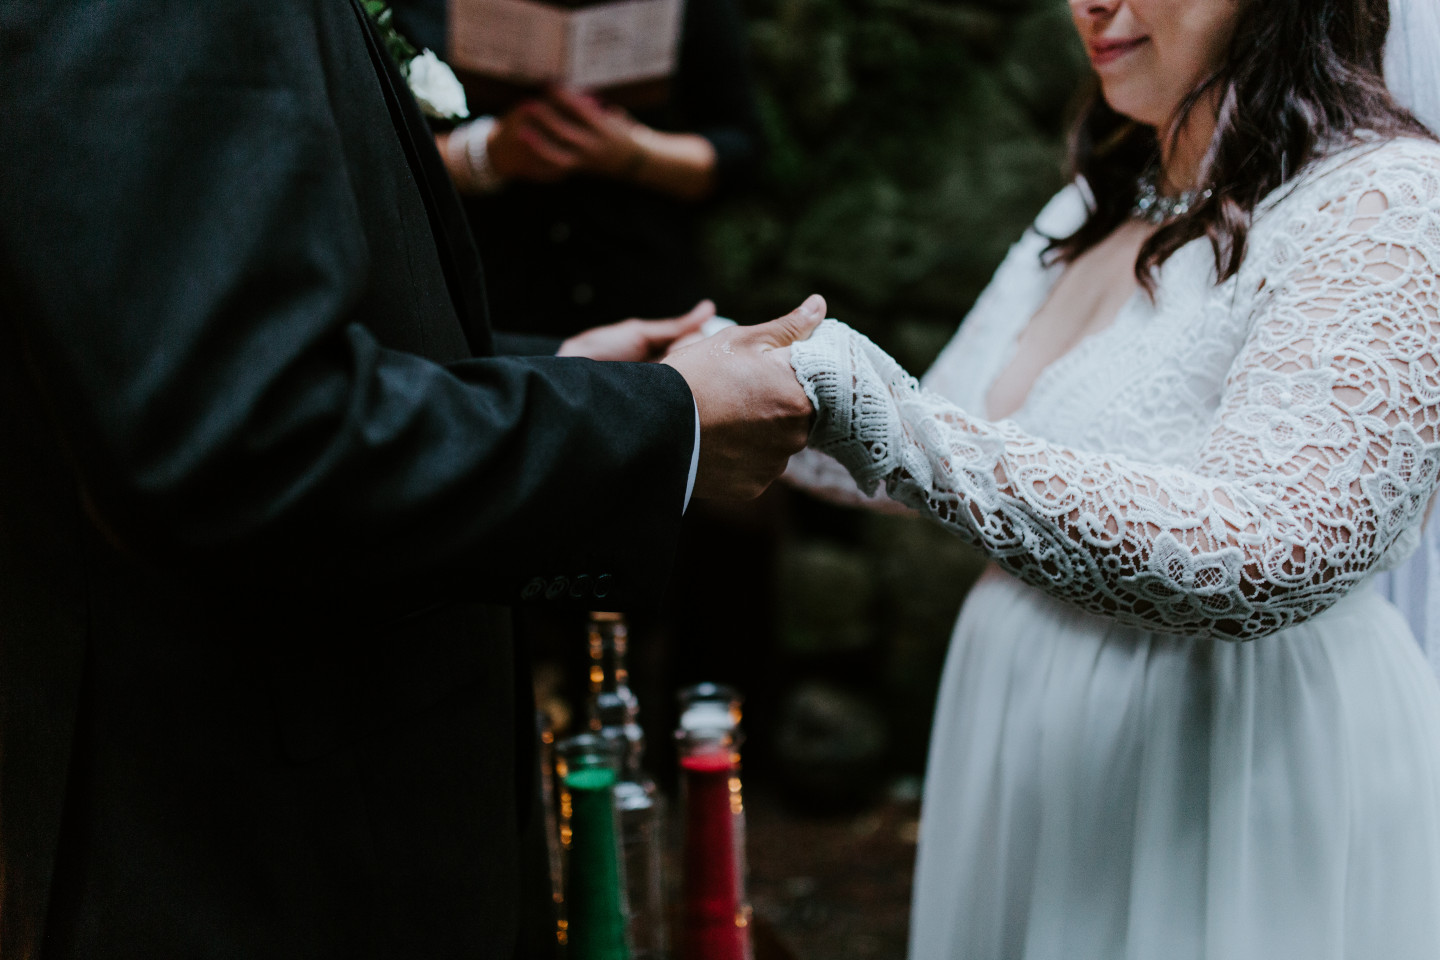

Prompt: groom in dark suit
[{"left": 0, "top": 1, "right": 820, "bottom": 957}]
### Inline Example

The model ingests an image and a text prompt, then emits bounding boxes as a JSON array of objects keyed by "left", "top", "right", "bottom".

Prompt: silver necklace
[{"left": 1132, "top": 168, "right": 1212, "bottom": 224}]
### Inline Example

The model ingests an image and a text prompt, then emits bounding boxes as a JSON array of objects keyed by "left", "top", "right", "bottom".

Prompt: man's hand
[
  {"left": 557, "top": 301, "right": 715, "bottom": 362},
  {"left": 663, "top": 294, "right": 827, "bottom": 500}
]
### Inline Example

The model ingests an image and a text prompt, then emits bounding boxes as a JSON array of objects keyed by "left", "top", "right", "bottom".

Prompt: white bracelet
[{"left": 445, "top": 115, "right": 504, "bottom": 193}]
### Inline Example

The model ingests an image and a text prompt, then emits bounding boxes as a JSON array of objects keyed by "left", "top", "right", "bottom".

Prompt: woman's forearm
[{"left": 626, "top": 126, "right": 717, "bottom": 201}]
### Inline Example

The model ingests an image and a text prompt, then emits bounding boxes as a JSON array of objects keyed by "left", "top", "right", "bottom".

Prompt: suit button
[
  {"left": 522, "top": 577, "right": 546, "bottom": 601},
  {"left": 570, "top": 574, "right": 592, "bottom": 599},
  {"left": 550, "top": 221, "right": 570, "bottom": 243},
  {"left": 545, "top": 577, "right": 568, "bottom": 601},
  {"left": 571, "top": 282, "right": 594, "bottom": 305},
  {"left": 594, "top": 574, "right": 613, "bottom": 599}
]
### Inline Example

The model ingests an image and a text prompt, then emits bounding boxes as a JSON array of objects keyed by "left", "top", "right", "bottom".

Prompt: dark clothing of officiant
[
  {"left": 0, "top": 2, "right": 696, "bottom": 958},
  {"left": 391, "top": 0, "right": 765, "bottom": 337},
  {"left": 389, "top": 0, "right": 779, "bottom": 753}
]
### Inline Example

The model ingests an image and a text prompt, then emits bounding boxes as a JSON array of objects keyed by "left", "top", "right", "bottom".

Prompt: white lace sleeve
[{"left": 791, "top": 143, "right": 1440, "bottom": 640}]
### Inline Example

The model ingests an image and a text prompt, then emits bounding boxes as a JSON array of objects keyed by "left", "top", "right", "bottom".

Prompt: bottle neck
[{"left": 587, "top": 614, "right": 646, "bottom": 782}]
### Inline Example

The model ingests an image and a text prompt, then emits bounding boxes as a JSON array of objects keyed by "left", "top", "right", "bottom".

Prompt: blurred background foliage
[
  {"left": 706, "top": 0, "right": 1088, "bottom": 371},
  {"left": 699, "top": 0, "right": 1091, "bottom": 799}
]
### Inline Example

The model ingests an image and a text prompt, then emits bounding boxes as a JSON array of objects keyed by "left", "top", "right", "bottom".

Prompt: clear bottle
[
  {"left": 556, "top": 733, "right": 631, "bottom": 960},
  {"left": 675, "top": 722, "right": 753, "bottom": 960},
  {"left": 586, "top": 613, "right": 667, "bottom": 960}
]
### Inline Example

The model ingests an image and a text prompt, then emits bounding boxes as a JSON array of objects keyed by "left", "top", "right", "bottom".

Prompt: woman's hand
[{"left": 557, "top": 301, "right": 716, "bottom": 362}]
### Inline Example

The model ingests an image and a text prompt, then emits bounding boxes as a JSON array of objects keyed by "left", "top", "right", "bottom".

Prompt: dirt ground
[{"left": 744, "top": 785, "right": 919, "bottom": 960}]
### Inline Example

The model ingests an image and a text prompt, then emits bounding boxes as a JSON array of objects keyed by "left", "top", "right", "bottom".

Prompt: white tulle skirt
[{"left": 910, "top": 568, "right": 1440, "bottom": 960}]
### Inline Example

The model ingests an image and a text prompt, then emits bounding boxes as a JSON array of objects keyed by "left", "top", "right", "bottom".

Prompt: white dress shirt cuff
[{"left": 684, "top": 401, "right": 700, "bottom": 513}]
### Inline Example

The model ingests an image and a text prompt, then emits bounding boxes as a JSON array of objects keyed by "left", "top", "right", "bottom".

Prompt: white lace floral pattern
[{"left": 791, "top": 138, "right": 1440, "bottom": 641}]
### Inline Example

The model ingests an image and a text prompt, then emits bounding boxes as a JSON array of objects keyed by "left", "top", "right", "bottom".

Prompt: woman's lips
[{"left": 1089, "top": 36, "right": 1148, "bottom": 66}]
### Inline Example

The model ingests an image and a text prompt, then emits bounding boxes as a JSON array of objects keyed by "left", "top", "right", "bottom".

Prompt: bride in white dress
[{"left": 784, "top": 0, "right": 1440, "bottom": 956}]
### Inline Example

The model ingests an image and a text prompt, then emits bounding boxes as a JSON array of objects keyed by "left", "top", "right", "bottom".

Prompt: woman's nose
[{"left": 1070, "top": 0, "right": 1120, "bottom": 19}]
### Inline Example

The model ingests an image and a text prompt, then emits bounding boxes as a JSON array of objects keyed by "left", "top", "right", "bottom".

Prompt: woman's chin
[{"left": 1098, "top": 85, "right": 1167, "bottom": 130}]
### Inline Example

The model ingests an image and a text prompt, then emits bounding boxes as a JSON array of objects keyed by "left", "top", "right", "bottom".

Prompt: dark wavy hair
[{"left": 1048, "top": 0, "right": 1436, "bottom": 291}]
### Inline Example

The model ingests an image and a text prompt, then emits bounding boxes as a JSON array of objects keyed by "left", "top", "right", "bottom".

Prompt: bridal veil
[{"left": 1373, "top": 0, "right": 1440, "bottom": 672}]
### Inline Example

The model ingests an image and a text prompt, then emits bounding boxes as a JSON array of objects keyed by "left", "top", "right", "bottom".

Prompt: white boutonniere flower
[
  {"left": 405, "top": 49, "right": 470, "bottom": 122},
  {"left": 363, "top": 0, "right": 470, "bottom": 123}
]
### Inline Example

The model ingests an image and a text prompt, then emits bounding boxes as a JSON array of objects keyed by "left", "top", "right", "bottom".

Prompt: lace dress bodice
[{"left": 791, "top": 137, "right": 1440, "bottom": 641}]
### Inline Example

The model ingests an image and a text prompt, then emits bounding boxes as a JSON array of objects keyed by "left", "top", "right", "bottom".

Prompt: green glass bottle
[{"left": 557, "top": 733, "right": 631, "bottom": 960}]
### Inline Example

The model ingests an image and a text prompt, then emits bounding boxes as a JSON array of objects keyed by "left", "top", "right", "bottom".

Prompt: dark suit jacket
[{"left": 0, "top": 1, "right": 696, "bottom": 956}]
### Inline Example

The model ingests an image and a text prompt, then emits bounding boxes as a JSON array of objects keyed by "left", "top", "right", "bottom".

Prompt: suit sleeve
[{"left": 0, "top": 0, "right": 695, "bottom": 615}]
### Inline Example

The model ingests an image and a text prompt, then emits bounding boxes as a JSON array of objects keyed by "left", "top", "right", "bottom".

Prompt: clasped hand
[
  {"left": 488, "top": 86, "right": 644, "bottom": 183},
  {"left": 557, "top": 296, "right": 826, "bottom": 499},
  {"left": 558, "top": 301, "right": 717, "bottom": 362},
  {"left": 663, "top": 294, "right": 826, "bottom": 501}
]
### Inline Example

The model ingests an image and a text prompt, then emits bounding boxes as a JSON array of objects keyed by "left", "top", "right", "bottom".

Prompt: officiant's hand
[
  {"left": 485, "top": 89, "right": 635, "bottom": 183},
  {"left": 489, "top": 88, "right": 717, "bottom": 200},
  {"left": 485, "top": 99, "right": 573, "bottom": 183},
  {"left": 525, "top": 88, "right": 644, "bottom": 180},
  {"left": 557, "top": 301, "right": 715, "bottom": 362},
  {"left": 664, "top": 294, "right": 826, "bottom": 500}
]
